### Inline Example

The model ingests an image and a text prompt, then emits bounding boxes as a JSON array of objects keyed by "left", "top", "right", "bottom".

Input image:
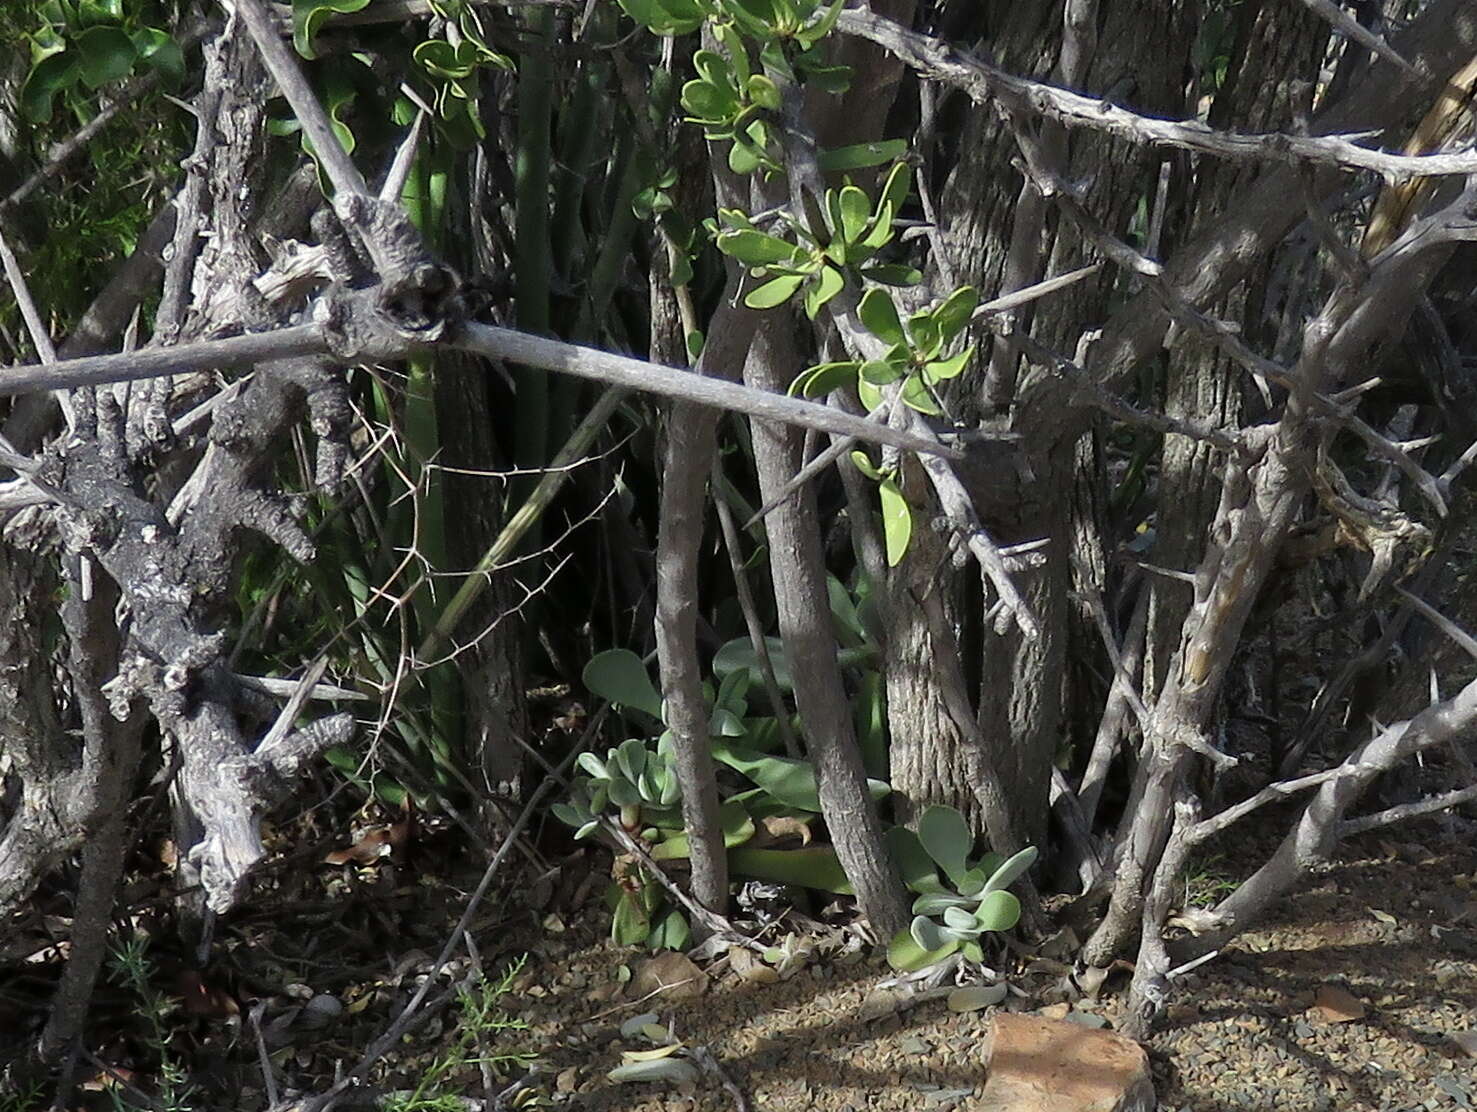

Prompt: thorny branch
[{"left": 838, "top": 6, "right": 1473, "bottom": 182}]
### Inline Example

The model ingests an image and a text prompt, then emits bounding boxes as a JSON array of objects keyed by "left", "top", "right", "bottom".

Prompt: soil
[
  {"left": 5, "top": 810, "right": 1475, "bottom": 1112},
  {"left": 511, "top": 822, "right": 1477, "bottom": 1112}
]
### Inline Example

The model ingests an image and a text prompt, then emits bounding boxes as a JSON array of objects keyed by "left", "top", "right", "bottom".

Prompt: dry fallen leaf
[
  {"left": 859, "top": 986, "right": 911, "bottom": 1023},
  {"left": 1309, "top": 984, "right": 1366, "bottom": 1024},
  {"left": 324, "top": 827, "right": 395, "bottom": 865},
  {"left": 729, "top": 947, "right": 779, "bottom": 984},
  {"left": 79, "top": 1064, "right": 137, "bottom": 1092},
  {"left": 947, "top": 984, "right": 1009, "bottom": 1012},
  {"left": 627, "top": 951, "right": 709, "bottom": 1001},
  {"left": 173, "top": 970, "right": 240, "bottom": 1019},
  {"left": 757, "top": 814, "right": 813, "bottom": 846},
  {"left": 1038, "top": 1002, "right": 1072, "bottom": 1020}
]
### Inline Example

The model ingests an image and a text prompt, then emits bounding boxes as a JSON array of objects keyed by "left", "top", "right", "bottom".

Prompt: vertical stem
[
  {"left": 40, "top": 567, "right": 146, "bottom": 1063},
  {"left": 744, "top": 321, "right": 909, "bottom": 939},
  {"left": 511, "top": 6, "right": 554, "bottom": 497}
]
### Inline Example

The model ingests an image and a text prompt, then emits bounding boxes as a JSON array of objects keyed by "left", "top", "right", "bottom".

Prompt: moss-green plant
[
  {"left": 0, "top": 1073, "right": 45, "bottom": 1112},
  {"left": 384, "top": 957, "right": 537, "bottom": 1112},
  {"left": 107, "top": 935, "right": 196, "bottom": 1112}
]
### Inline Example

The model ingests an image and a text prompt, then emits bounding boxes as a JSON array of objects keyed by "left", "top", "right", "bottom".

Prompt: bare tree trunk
[
  {"left": 0, "top": 540, "right": 75, "bottom": 914},
  {"left": 1145, "top": 0, "right": 1329, "bottom": 700},
  {"left": 39, "top": 564, "right": 146, "bottom": 1062},
  {"left": 745, "top": 319, "right": 910, "bottom": 939},
  {"left": 650, "top": 230, "right": 732, "bottom": 917},
  {"left": 889, "top": 0, "right": 1195, "bottom": 850}
]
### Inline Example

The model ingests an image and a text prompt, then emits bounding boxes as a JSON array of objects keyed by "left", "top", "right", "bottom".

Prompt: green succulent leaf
[
  {"left": 745, "top": 273, "right": 806, "bottom": 309},
  {"left": 884, "top": 825, "right": 941, "bottom": 894},
  {"left": 718, "top": 228, "right": 799, "bottom": 266},
  {"left": 797, "top": 57, "right": 851, "bottom": 93},
  {"left": 907, "top": 310, "right": 942, "bottom": 359},
  {"left": 714, "top": 742, "right": 821, "bottom": 811},
  {"left": 710, "top": 707, "right": 747, "bottom": 737},
  {"left": 682, "top": 78, "right": 739, "bottom": 121},
  {"left": 848, "top": 449, "right": 885, "bottom": 482},
  {"left": 583, "top": 649, "right": 664, "bottom": 719},
  {"left": 647, "top": 908, "right": 692, "bottom": 951},
  {"left": 77, "top": 0, "right": 124, "bottom": 24},
  {"left": 887, "top": 928, "right": 959, "bottom": 972},
  {"left": 816, "top": 138, "right": 909, "bottom": 172},
  {"left": 615, "top": 738, "right": 648, "bottom": 784},
  {"left": 714, "top": 635, "right": 792, "bottom": 688},
  {"left": 876, "top": 161, "right": 911, "bottom": 221},
  {"left": 917, "top": 805, "right": 974, "bottom": 884},
  {"left": 853, "top": 676, "right": 887, "bottom": 782},
  {"left": 912, "top": 890, "right": 975, "bottom": 916},
  {"left": 718, "top": 207, "right": 760, "bottom": 233},
  {"left": 879, "top": 475, "right": 912, "bottom": 566},
  {"left": 746, "top": 72, "right": 780, "bottom": 110},
  {"left": 576, "top": 752, "right": 608, "bottom": 779},
  {"left": 130, "top": 27, "right": 184, "bottom": 85},
  {"left": 956, "top": 867, "right": 987, "bottom": 897},
  {"left": 858, "top": 288, "right": 905, "bottom": 346},
  {"left": 943, "top": 905, "right": 983, "bottom": 935},
  {"left": 724, "top": 0, "right": 780, "bottom": 38},
  {"left": 933, "top": 285, "right": 980, "bottom": 341},
  {"left": 804, "top": 264, "right": 844, "bottom": 319},
  {"left": 610, "top": 1056, "right": 701, "bottom": 1085},
  {"left": 652, "top": 799, "right": 756, "bottom": 859},
  {"left": 796, "top": 0, "right": 846, "bottom": 47},
  {"left": 692, "top": 49, "right": 733, "bottom": 88},
  {"left": 900, "top": 373, "right": 943, "bottom": 416},
  {"left": 608, "top": 778, "right": 642, "bottom": 809},
  {"left": 292, "top": 0, "right": 371, "bottom": 60},
  {"left": 615, "top": 0, "right": 707, "bottom": 35},
  {"left": 860, "top": 359, "right": 904, "bottom": 386},
  {"left": 836, "top": 185, "right": 870, "bottom": 244},
  {"left": 73, "top": 25, "right": 134, "bottom": 89},
  {"left": 974, "top": 889, "right": 1023, "bottom": 932},
  {"left": 414, "top": 39, "right": 475, "bottom": 79},
  {"left": 983, "top": 845, "right": 1039, "bottom": 896},
  {"left": 20, "top": 51, "right": 79, "bottom": 123},
  {"left": 728, "top": 135, "right": 764, "bottom": 175},
  {"left": 611, "top": 888, "right": 652, "bottom": 946},
  {"left": 714, "top": 22, "right": 750, "bottom": 82},
  {"left": 910, "top": 914, "right": 950, "bottom": 953},
  {"left": 977, "top": 851, "right": 1006, "bottom": 878},
  {"left": 924, "top": 347, "right": 973, "bottom": 383},
  {"left": 728, "top": 845, "right": 853, "bottom": 894},
  {"left": 860, "top": 263, "right": 922, "bottom": 286},
  {"left": 715, "top": 664, "right": 754, "bottom": 715},
  {"left": 827, "top": 575, "right": 867, "bottom": 648}
]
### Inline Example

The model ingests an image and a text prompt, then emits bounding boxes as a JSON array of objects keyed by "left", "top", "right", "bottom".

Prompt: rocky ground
[
  {"left": 4, "top": 790, "right": 1476, "bottom": 1111},
  {"left": 507, "top": 822, "right": 1477, "bottom": 1112}
]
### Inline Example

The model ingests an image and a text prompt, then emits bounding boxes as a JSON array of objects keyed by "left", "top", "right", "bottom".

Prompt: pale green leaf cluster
[{"left": 884, "top": 806, "right": 1036, "bottom": 972}]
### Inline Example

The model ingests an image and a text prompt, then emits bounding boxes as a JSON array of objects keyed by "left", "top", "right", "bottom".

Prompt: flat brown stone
[{"left": 981, "top": 1014, "right": 1154, "bottom": 1112}]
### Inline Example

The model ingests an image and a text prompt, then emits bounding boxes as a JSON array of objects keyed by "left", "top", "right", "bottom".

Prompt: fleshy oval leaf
[
  {"left": 974, "top": 889, "right": 1022, "bottom": 933},
  {"left": 917, "top": 804, "right": 973, "bottom": 883}
]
